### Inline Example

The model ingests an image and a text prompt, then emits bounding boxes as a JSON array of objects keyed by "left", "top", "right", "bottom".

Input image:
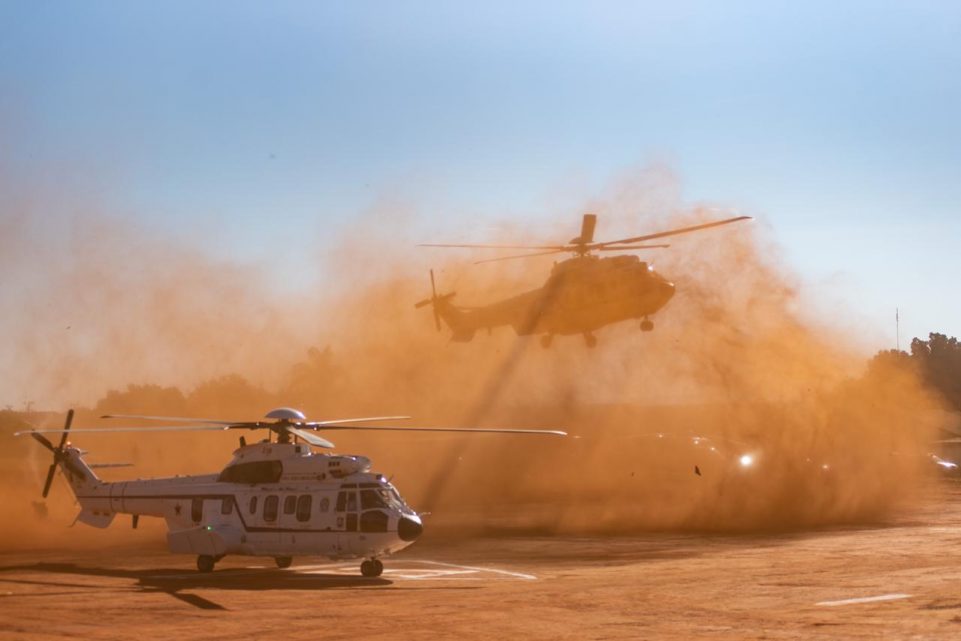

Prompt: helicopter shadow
[{"left": 0, "top": 562, "right": 393, "bottom": 611}]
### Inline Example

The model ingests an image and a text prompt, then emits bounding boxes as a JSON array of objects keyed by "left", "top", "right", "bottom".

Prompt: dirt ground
[{"left": 2, "top": 484, "right": 961, "bottom": 641}]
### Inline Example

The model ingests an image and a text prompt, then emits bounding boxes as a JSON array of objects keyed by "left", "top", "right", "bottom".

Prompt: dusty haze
[{"left": 0, "top": 169, "right": 946, "bottom": 549}]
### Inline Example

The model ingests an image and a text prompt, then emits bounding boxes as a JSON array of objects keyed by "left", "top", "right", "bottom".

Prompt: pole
[{"left": 896, "top": 307, "right": 900, "bottom": 352}]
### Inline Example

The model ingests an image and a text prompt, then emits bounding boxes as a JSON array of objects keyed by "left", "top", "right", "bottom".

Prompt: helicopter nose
[
  {"left": 661, "top": 280, "right": 675, "bottom": 301},
  {"left": 398, "top": 515, "right": 424, "bottom": 542}
]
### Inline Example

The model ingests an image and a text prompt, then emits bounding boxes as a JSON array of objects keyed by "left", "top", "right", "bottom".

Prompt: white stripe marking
[
  {"left": 817, "top": 593, "right": 911, "bottom": 607},
  {"left": 414, "top": 559, "right": 537, "bottom": 580},
  {"left": 153, "top": 560, "right": 535, "bottom": 581}
]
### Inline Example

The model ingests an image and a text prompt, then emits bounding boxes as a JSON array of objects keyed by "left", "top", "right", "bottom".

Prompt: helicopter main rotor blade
[
  {"left": 41, "top": 462, "right": 57, "bottom": 499},
  {"left": 315, "top": 425, "right": 567, "bottom": 436},
  {"left": 101, "top": 413, "right": 242, "bottom": 425},
  {"left": 304, "top": 416, "right": 412, "bottom": 427},
  {"left": 29, "top": 431, "right": 56, "bottom": 452},
  {"left": 594, "top": 244, "right": 670, "bottom": 251},
  {"left": 590, "top": 215, "right": 752, "bottom": 248},
  {"left": 57, "top": 409, "right": 74, "bottom": 451},
  {"left": 16, "top": 425, "right": 235, "bottom": 436},
  {"left": 419, "top": 243, "right": 567, "bottom": 250},
  {"left": 576, "top": 213, "right": 597, "bottom": 244},
  {"left": 285, "top": 426, "right": 336, "bottom": 449},
  {"left": 474, "top": 249, "right": 568, "bottom": 264}
]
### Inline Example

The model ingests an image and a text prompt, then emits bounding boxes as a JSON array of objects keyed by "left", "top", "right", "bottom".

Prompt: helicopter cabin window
[
  {"left": 296, "top": 495, "right": 312, "bottom": 522},
  {"left": 345, "top": 513, "right": 358, "bottom": 532},
  {"left": 191, "top": 498, "right": 203, "bottom": 523},
  {"left": 319, "top": 497, "right": 330, "bottom": 513},
  {"left": 263, "top": 495, "right": 279, "bottom": 522},
  {"left": 283, "top": 495, "right": 297, "bottom": 515},
  {"left": 221, "top": 498, "right": 233, "bottom": 515},
  {"left": 336, "top": 490, "right": 359, "bottom": 513},
  {"left": 217, "top": 460, "right": 283, "bottom": 484},
  {"left": 249, "top": 496, "right": 258, "bottom": 514}
]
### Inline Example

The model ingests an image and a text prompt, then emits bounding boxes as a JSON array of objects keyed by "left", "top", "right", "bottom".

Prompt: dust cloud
[{"left": 0, "top": 168, "right": 948, "bottom": 550}]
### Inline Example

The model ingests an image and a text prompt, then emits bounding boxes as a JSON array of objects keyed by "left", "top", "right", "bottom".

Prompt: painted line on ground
[
  {"left": 413, "top": 559, "right": 537, "bottom": 581},
  {"left": 128, "top": 560, "right": 535, "bottom": 582},
  {"left": 816, "top": 593, "right": 912, "bottom": 607}
]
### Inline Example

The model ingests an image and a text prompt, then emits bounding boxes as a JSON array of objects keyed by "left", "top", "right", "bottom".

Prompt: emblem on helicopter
[
  {"left": 18, "top": 408, "right": 564, "bottom": 576},
  {"left": 417, "top": 212, "right": 751, "bottom": 347}
]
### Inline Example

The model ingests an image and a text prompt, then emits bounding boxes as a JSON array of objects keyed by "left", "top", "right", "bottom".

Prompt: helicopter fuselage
[
  {"left": 59, "top": 441, "right": 423, "bottom": 565},
  {"left": 419, "top": 211, "right": 750, "bottom": 345},
  {"left": 433, "top": 254, "right": 675, "bottom": 343}
]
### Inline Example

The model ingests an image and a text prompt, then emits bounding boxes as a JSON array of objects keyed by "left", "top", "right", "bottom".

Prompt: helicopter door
[
  {"left": 190, "top": 497, "right": 227, "bottom": 528},
  {"left": 334, "top": 488, "right": 360, "bottom": 555}
]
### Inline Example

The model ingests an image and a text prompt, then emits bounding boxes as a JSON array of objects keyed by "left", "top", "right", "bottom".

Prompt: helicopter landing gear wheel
[
  {"left": 583, "top": 332, "right": 597, "bottom": 348},
  {"left": 197, "top": 554, "right": 216, "bottom": 573},
  {"left": 274, "top": 556, "right": 293, "bottom": 569},
  {"left": 360, "top": 559, "right": 384, "bottom": 577},
  {"left": 540, "top": 334, "right": 553, "bottom": 349},
  {"left": 640, "top": 318, "right": 654, "bottom": 332}
]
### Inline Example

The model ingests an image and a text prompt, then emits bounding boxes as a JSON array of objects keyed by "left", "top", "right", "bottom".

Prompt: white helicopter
[{"left": 17, "top": 408, "right": 565, "bottom": 576}]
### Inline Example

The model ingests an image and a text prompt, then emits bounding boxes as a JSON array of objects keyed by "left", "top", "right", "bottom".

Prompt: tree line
[{"left": 871, "top": 332, "right": 961, "bottom": 413}]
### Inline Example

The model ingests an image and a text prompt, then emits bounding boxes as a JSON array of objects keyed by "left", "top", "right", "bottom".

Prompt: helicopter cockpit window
[
  {"left": 382, "top": 484, "right": 414, "bottom": 514},
  {"left": 264, "top": 495, "right": 279, "bottom": 522},
  {"left": 346, "top": 491, "right": 357, "bottom": 512},
  {"left": 296, "top": 495, "right": 312, "bottom": 522},
  {"left": 221, "top": 499, "right": 233, "bottom": 515},
  {"left": 360, "top": 509, "right": 388, "bottom": 533},
  {"left": 217, "top": 460, "right": 283, "bottom": 484},
  {"left": 361, "top": 489, "right": 388, "bottom": 510},
  {"left": 283, "top": 495, "right": 297, "bottom": 515}
]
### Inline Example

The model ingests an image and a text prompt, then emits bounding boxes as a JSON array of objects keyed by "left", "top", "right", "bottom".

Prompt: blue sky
[{"left": 2, "top": 1, "right": 959, "bottom": 351}]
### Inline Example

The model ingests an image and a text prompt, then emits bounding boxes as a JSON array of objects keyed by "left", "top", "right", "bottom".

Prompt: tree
[
  {"left": 94, "top": 384, "right": 188, "bottom": 415},
  {"left": 910, "top": 333, "right": 961, "bottom": 411},
  {"left": 873, "top": 333, "right": 961, "bottom": 413}
]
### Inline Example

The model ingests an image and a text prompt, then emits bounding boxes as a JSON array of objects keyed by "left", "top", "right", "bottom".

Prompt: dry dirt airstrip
[{"left": 2, "top": 484, "right": 961, "bottom": 641}]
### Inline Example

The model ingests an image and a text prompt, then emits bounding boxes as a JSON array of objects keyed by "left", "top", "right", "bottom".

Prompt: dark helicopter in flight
[{"left": 416, "top": 213, "right": 751, "bottom": 347}]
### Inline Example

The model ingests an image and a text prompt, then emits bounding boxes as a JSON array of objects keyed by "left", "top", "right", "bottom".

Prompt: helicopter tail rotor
[
  {"left": 30, "top": 409, "right": 74, "bottom": 498},
  {"left": 414, "top": 269, "right": 456, "bottom": 332}
]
